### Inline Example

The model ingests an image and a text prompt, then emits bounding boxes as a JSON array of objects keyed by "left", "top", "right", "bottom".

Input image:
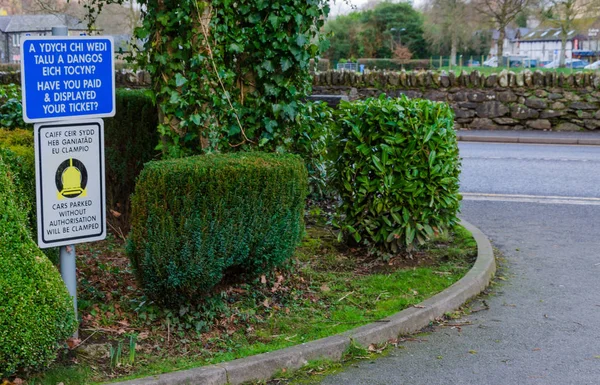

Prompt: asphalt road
[{"left": 320, "top": 142, "right": 600, "bottom": 385}]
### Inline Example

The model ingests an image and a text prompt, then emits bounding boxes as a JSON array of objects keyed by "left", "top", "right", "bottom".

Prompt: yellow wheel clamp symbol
[{"left": 57, "top": 158, "right": 87, "bottom": 200}]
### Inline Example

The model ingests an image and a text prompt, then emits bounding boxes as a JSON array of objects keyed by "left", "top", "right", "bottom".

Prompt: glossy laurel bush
[{"left": 330, "top": 95, "right": 461, "bottom": 254}]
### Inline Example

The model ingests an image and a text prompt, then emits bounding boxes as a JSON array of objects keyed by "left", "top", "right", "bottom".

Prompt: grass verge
[{"left": 21, "top": 220, "right": 476, "bottom": 385}]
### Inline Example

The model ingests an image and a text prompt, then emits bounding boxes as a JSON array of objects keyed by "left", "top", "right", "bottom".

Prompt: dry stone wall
[
  {"left": 0, "top": 70, "right": 152, "bottom": 89},
  {"left": 312, "top": 69, "right": 600, "bottom": 131},
  {"left": 4, "top": 68, "right": 600, "bottom": 131}
]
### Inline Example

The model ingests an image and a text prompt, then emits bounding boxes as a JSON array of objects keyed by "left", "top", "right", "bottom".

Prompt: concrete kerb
[
  {"left": 109, "top": 219, "right": 495, "bottom": 385},
  {"left": 457, "top": 133, "right": 600, "bottom": 146}
]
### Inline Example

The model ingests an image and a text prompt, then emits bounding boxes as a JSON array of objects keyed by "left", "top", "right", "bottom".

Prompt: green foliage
[
  {"left": 292, "top": 101, "right": 334, "bottom": 198},
  {"left": 324, "top": 2, "right": 428, "bottom": 62},
  {"left": 330, "top": 95, "right": 461, "bottom": 254},
  {"left": 127, "top": 152, "right": 308, "bottom": 306},
  {"left": 104, "top": 89, "right": 160, "bottom": 231},
  {"left": 0, "top": 154, "right": 77, "bottom": 378},
  {"left": 119, "top": 0, "right": 330, "bottom": 157},
  {"left": 0, "top": 84, "right": 27, "bottom": 130},
  {"left": 0, "top": 129, "right": 60, "bottom": 264},
  {"left": 357, "top": 58, "right": 432, "bottom": 71}
]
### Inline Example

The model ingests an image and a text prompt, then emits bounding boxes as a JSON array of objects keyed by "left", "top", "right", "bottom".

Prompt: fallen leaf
[
  {"left": 109, "top": 209, "right": 122, "bottom": 218},
  {"left": 117, "top": 319, "right": 130, "bottom": 327},
  {"left": 320, "top": 284, "right": 330, "bottom": 292},
  {"left": 260, "top": 275, "right": 267, "bottom": 284},
  {"left": 12, "top": 379, "right": 24, "bottom": 385},
  {"left": 137, "top": 331, "right": 150, "bottom": 340},
  {"left": 67, "top": 337, "right": 81, "bottom": 349},
  {"left": 262, "top": 298, "right": 270, "bottom": 308},
  {"left": 413, "top": 305, "right": 426, "bottom": 309},
  {"left": 469, "top": 350, "right": 477, "bottom": 354}
]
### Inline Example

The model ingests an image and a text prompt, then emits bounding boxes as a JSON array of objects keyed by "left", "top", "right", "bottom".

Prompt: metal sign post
[
  {"left": 21, "top": 26, "right": 115, "bottom": 339},
  {"left": 53, "top": 26, "right": 78, "bottom": 339}
]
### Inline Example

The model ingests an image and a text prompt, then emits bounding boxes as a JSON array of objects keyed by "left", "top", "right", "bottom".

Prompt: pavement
[
  {"left": 457, "top": 129, "right": 600, "bottom": 145},
  {"left": 322, "top": 201, "right": 600, "bottom": 385}
]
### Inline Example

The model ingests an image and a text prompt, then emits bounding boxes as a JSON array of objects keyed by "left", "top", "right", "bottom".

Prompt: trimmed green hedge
[
  {"left": 331, "top": 95, "right": 461, "bottom": 253},
  {"left": 0, "top": 129, "right": 60, "bottom": 264},
  {"left": 0, "top": 154, "right": 77, "bottom": 377},
  {"left": 127, "top": 152, "right": 308, "bottom": 306},
  {"left": 104, "top": 89, "right": 159, "bottom": 232}
]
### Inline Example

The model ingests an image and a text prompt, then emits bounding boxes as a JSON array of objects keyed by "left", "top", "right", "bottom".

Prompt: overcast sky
[{"left": 328, "top": 0, "right": 424, "bottom": 17}]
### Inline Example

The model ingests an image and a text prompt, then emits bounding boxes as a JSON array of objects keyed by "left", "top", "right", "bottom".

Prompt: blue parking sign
[{"left": 20, "top": 36, "right": 115, "bottom": 123}]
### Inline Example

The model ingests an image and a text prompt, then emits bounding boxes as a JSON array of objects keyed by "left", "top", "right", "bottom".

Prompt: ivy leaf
[
  {"left": 268, "top": 14, "right": 281, "bottom": 29},
  {"left": 282, "top": 103, "right": 297, "bottom": 119},
  {"left": 295, "top": 34, "right": 308, "bottom": 47},
  {"left": 190, "top": 114, "right": 201, "bottom": 125},
  {"left": 229, "top": 43, "right": 244, "bottom": 53},
  {"left": 264, "top": 119, "right": 278, "bottom": 133},
  {"left": 262, "top": 60, "right": 274, "bottom": 72},
  {"left": 175, "top": 73, "right": 188, "bottom": 87},
  {"left": 169, "top": 92, "right": 181, "bottom": 104},
  {"left": 280, "top": 58, "right": 292, "bottom": 72}
]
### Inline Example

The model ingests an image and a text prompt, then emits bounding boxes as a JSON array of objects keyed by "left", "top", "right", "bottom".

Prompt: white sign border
[
  {"left": 34, "top": 118, "right": 107, "bottom": 248},
  {"left": 21, "top": 35, "right": 116, "bottom": 124}
]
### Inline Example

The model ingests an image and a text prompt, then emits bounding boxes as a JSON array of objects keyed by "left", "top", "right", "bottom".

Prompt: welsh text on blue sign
[{"left": 21, "top": 36, "right": 115, "bottom": 123}]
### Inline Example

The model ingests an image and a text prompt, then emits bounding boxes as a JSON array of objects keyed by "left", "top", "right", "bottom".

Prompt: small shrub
[
  {"left": 0, "top": 155, "right": 77, "bottom": 378},
  {"left": 330, "top": 94, "right": 461, "bottom": 254},
  {"left": 0, "top": 84, "right": 27, "bottom": 130},
  {"left": 127, "top": 152, "right": 308, "bottom": 306},
  {"left": 0, "top": 129, "right": 59, "bottom": 264},
  {"left": 357, "top": 58, "right": 432, "bottom": 71}
]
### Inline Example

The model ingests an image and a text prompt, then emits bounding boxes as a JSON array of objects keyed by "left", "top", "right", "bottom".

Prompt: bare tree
[
  {"left": 543, "top": 0, "right": 599, "bottom": 67},
  {"left": 423, "top": 0, "right": 471, "bottom": 65},
  {"left": 476, "top": 0, "right": 531, "bottom": 58},
  {"left": 23, "top": 0, "right": 71, "bottom": 14}
]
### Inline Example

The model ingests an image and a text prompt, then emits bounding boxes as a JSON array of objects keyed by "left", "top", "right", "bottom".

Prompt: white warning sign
[{"left": 34, "top": 119, "right": 106, "bottom": 248}]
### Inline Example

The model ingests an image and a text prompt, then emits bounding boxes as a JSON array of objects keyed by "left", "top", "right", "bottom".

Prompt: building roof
[
  {"left": 492, "top": 27, "right": 530, "bottom": 42},
  {"left": 0, "top": 14, "right": 87, "bottom": 33},
  {"left": 520, "top": 17, "right": 599, "bottom": 42}
]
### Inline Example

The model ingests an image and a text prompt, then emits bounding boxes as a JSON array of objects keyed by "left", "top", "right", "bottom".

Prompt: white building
[
  {"left": 489, "top": 28, "right": 529, "bottom": 57},
  {"left": 518, "top": 28, "right": 580, "bottom": 62},
  {"left": 517, "top": 18, "right": 600, "bottom": 62}
]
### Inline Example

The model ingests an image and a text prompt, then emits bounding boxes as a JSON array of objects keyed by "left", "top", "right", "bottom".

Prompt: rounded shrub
[
  {"left": 127, "top": 152, "right": 308, "bottom": 306},
  {"left": 0, "top": 155, "right": 77, "bottom": 378},
  {"left": 331, "top": 94, "right": 461, "bottom": 253}
]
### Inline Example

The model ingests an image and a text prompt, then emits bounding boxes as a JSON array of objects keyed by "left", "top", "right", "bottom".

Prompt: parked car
[
  {"left": 483, "top": 57, "right": 498, "bottom": 67},
  {"left": 523, "top": 58, "right": 538, "bottom": 68},
  {"left": 544, "top": 59, "right": 588, "bottom": 69},
  {"left": 538, "top": 60, "right": 553, "bottom": 68},
  {"left": 584, "top": 60, "right": 600, "bottom": 69},
  {"left": 467, "top": 59, "right": 480, "bottom": 67},
  {"left": 571, "top": 59, "right": 589, "bottom": 69}
]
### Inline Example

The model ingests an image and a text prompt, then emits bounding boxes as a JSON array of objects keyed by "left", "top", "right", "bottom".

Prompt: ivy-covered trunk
[{"left": 130, "top": 0, "right": 329, "bottom": 157}]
